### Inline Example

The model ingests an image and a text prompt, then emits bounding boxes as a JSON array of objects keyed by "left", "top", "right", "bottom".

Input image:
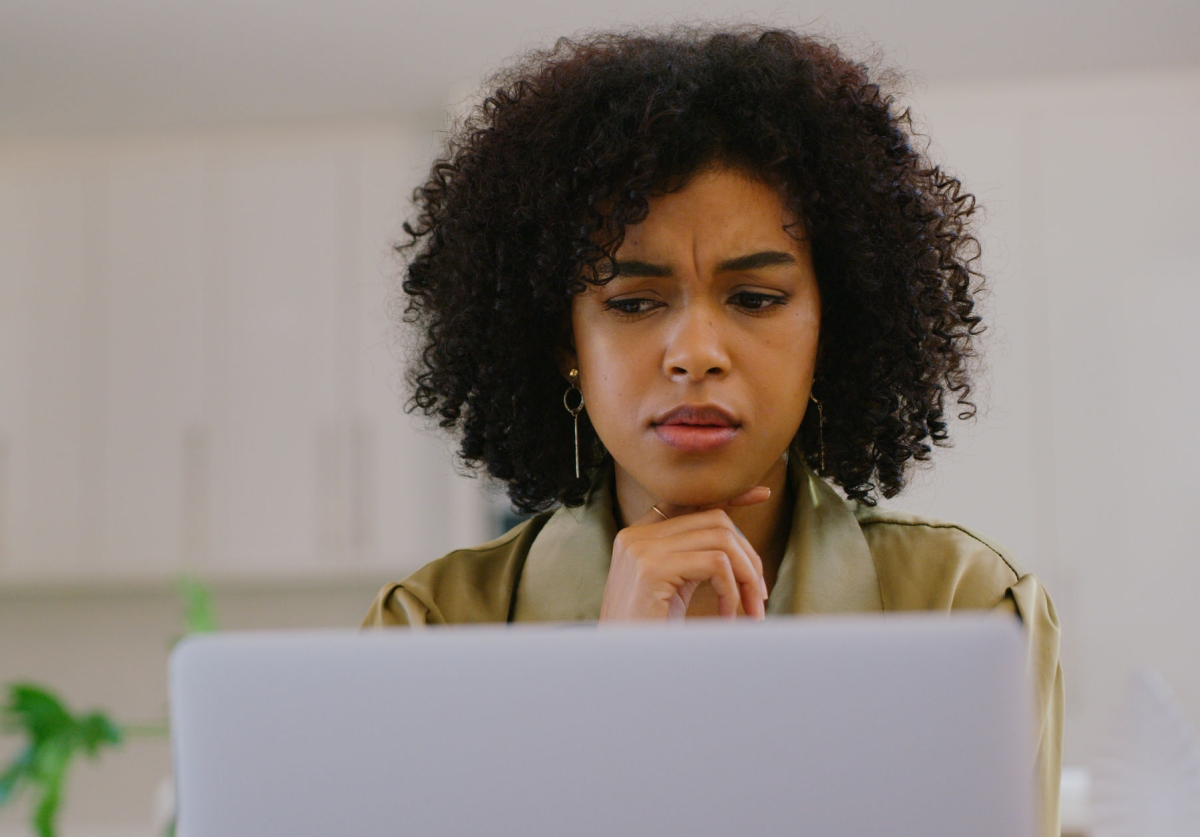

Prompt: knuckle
[
  {"left": 704, "top": 508, "right": 731, "bottom": 525},
  {"left": 626, "top": 541, "right": 651, "bottom": 562},
  {"left": 715, "top": 529, "right": 739, "bottom": 551},
  {"left": 632, "top": 563, "right": 655, "bottom": 586},
  {"left": 705, "top": 551, "right": 733, "bottom": 574}
]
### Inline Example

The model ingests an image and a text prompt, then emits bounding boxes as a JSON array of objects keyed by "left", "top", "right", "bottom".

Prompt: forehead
[{"left": 617, "top": 167, "right": 800, "bottom": 256}]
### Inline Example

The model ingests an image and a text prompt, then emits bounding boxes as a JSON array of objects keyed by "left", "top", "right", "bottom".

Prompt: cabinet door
[
  {"left": 0, "top": 127, "right": 498, "bottom": 585},
  {"left": 0, "top": 160, "right": 92, "bottom": 581},
  {"left": 206, "top": 141, "right": 345, "bottom": 576},
  {"left": 96, "top": 147, "right": 208, "bottom": 577}
]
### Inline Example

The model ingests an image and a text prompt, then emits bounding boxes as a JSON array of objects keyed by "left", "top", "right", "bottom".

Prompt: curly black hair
[{"left": 398, "top": 26, "right": 983, "bottom": 514}]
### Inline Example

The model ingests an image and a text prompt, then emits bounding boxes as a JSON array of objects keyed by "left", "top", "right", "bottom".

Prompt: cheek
[
  {"left": 579, "top": 353, "right": 647, "bottom": 439},
  {"left": 789, "top": 294, "right": 822, "bottom": 373},
  {"left": 573, "top": 318, "right": 633, "bottom": 434},
  {"left": 572, "top": 313, "right": 649, "bottom": 437},
  {"left": 750, "top": 309, "right": 820, "bottom": 413}
]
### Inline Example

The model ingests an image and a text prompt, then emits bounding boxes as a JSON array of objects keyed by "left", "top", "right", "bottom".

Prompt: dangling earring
[
  {"left": 809, "top": 392, "right": 825, "bottom": 472},
  {"left": 563, "top": 368, "right": 585, "bottom": 479}
]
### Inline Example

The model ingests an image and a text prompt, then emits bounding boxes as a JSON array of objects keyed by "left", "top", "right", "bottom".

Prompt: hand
[{"left": 599, "top": 487, "right": 772, "bottom": 622}]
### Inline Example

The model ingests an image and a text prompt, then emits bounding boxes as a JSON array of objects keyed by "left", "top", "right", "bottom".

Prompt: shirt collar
[{"left": 512, "top": 457, "right": 882, "bottom": 622}]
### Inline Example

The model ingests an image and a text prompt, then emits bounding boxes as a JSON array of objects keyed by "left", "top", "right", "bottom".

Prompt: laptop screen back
[{"left": 170, "top": 614, "right": 1032, "bottom": 837}]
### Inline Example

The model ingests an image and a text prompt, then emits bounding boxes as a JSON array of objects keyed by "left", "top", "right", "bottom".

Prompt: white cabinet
[
  {"left": 207, "top": 142, "right": 345, "bottom": 575},
  {"left": 0, "top": 124, "right": 495, "bottom": 585},
  {"left": 348, "top": 133, "right": 493, "bottom": 578},
  {"left": 0, "top": 160, "right": 93, "bottom": 581},
  {"left": 97, "top": 148, "right": 207, "bottom": 577}
]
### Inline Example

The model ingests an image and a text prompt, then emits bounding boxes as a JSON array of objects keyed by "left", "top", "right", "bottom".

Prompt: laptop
[{"left": 170, "top": 614, "right": 1033, "bottom": 837}]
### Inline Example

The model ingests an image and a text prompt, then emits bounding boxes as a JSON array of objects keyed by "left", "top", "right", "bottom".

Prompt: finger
[
  {"left": 711, "top": 528, "right": 766, "bottom": 618},
  {"left": 646, "top": 512, "right": 766, "bottom": 593},
  {"left": 652, "top": 527, "right": 766, "bottom": 616},
  {"left": 621, "top": 507, "right": 769, "bottom": 613},
  {"left": 707, "top": 564, "right": 763, "bottom": 621},
  {"left": 739, "top": 578, "right": 766, "bottom": 621},
  {"left": 652, "top": 485, "right": 771, "bottom": 520},
  {"left": 713, "top": 517, "right": 766, "bottom": 597},
  {"left": 724, "top": 485, "right": 772, "bottom": 508},
  {"left": 678, "top": 551, "right": 741, "bottom": 620},
  {"left": 631, "top": 503, "right": 678, "bottom": 528}
]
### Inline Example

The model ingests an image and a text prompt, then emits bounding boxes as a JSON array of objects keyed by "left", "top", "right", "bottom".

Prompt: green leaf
[
  {"left": 3, "top": 685, "right": 72, "bottom": 742},
  {"left": 78, "top": 712, "right": 123, "bottom": 756},
  {"left": 30, "top": 740, "right": 69, "bottom": 837},
  {"left": 175, "top": 576, "right": 218, "bottom": 635},
  {"left": 0, "top": 681, "right": 124, "bottom": 837},
  {"left": 0, "top": 769, "right": 15, "bottom": 805},
  {"left": 0, "top": 747, "right": 33, "bottom": 805},
  {"left": 32, "top": 770, "right": 62, "bottom": 837}
]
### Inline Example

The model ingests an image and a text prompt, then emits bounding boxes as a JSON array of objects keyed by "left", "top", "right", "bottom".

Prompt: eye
[
  {"left": 729, "top": 291, "right": 787, "bottom": 311},
  {"left": 604, "top": 297, "right": 662, "bottom": 316}
]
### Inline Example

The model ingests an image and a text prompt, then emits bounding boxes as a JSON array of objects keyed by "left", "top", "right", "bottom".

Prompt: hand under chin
[{"left": 684, "top": 581, "right": 749, "bottom": 619}]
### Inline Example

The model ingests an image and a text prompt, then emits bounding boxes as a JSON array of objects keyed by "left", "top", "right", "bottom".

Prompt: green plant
[
  {"left": 1, "top": 575, "right": 216, "bottom": 837},
  {"left": 175, "top": 576, "right": 217, "bottom": 637},
  {"left": 0, "top": 684, "right": 122, "bottom": 837}
]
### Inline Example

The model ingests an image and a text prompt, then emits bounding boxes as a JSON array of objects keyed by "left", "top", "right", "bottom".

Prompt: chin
[{"left": 648, "top": 471, "right": 754, "bottom": 508}]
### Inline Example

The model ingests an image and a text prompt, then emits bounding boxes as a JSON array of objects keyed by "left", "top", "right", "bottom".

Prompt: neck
[{"left": 612, "top": 455, "right": 794, "bottom": 591}]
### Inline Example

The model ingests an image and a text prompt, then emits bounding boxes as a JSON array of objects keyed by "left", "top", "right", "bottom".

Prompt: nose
[{"left": 662, "top": 302, "right": 731, "bottom": 381}]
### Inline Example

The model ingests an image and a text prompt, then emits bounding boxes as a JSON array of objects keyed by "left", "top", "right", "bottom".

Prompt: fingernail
[{"left": 760, "top": 577, "right": 769, "bottom": 599}]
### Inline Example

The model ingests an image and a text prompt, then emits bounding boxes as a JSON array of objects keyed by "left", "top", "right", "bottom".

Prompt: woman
[{"left": 363, "top": 27, "right": 1062, "bottom": 837}]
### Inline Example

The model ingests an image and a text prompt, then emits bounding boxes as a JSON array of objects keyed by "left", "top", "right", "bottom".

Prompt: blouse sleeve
[
  {"left": 995, "top": 572, "right": 1064, "bottom": 837},
  {"left": 865, "top": 515, "right": 1064, "bottom": 837},
  {"left": 361, "top": 582, "right": 431, "bottom": 628}
]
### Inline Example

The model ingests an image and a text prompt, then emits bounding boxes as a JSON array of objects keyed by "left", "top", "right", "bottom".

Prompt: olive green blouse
[{"left": 363, "top": 459, "right": 1064, "bottom": 837}]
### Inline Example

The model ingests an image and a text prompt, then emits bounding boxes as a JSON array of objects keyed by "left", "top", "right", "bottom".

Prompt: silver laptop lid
[{"left": 171, "top": 614, "right": 1033, "bottom": 837}]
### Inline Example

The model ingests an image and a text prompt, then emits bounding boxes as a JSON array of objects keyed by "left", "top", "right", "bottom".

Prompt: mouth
[{"left": 651, "top": 405, "right": 741, "bottom": 452}]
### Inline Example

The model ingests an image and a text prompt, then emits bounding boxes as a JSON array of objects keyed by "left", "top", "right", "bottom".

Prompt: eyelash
[
  {"left": 605, "top": 298, "right": 661, "bottom": 316},
  {"left": 604, "top": 292, "right": 787, "bottom": 317},
  {"left": 729, "top": 291, "right": 787, "bottom": 311}
]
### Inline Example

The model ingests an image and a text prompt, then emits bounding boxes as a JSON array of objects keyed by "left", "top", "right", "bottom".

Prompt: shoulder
[
  {"left": 853, "top": 503, "right": 1025, "bottom": 611},
  {"left": 362, "top": 511, "right": 554, "bottom": 627}
]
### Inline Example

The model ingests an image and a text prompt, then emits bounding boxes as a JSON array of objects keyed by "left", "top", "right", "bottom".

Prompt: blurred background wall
[{"left": 1, "top": 1, "right": 1197, "bottom": 834}]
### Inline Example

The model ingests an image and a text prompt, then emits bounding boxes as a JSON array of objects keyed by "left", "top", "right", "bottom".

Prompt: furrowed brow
[
  {"left": 717, "top": 251, "right": 796, "bottom": 272},
  {"left": 612, "top": 260, "right": 673, "bottom": 279}
]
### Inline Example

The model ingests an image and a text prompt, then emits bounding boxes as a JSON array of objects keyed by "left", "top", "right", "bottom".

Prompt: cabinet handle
[
  {"left": 350, "top": 419, "right": 374, "bottom": 555},
  {"left": 316, "top": 425, "right": 345, "bottom": 559},
  {"left": 0, "top": 432, "right": 8, "bottom": 569}
]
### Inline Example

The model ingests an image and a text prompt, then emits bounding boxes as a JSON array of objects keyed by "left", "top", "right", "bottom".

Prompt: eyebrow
[
  {"left": 612, "top": 250, "right": 796, "bottom": 278},
  {"left": 717, "top": 251, "right": 797, "bottom": 272}
]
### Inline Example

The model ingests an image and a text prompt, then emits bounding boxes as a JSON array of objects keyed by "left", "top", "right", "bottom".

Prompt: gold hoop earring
[
  {"left": 810, "top": 392, "right": 825, "bottom": 473},
  {"left": 563, "top": 368, "right": 585, "bottom": 479}
]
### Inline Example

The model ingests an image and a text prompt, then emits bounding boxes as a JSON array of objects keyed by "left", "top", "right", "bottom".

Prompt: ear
[
  {"left": 812, "top": 319, "right": 825, "bottom": 379},
  {"left": 554, "top": 325, "right": 578, "bottom": 380}
]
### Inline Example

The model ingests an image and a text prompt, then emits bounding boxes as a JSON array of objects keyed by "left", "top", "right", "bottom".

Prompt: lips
[
  {"left": 654, "top": 405, "right": 738, "bottom": 426},
  {"left": 652, "top": 404, "right": 740, "bottom": 452}
]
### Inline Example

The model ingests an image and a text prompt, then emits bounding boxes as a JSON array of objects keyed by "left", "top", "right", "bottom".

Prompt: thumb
[
  {"left": 647, "top": 485, "right": 772, "bottom": 521},
  {"left": 722, "top": 485, "right": 772, "bottom": 508}
]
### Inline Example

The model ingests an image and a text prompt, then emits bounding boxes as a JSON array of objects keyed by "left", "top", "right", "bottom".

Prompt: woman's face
[{"left": 568, "top": 166, "right": 821, "bottom": 507}]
